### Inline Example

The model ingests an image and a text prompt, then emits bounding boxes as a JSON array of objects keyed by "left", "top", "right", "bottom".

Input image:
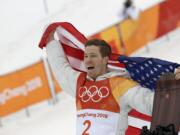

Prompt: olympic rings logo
[{"left": 79, "top": 85, "right": 109, "bottom": 102}]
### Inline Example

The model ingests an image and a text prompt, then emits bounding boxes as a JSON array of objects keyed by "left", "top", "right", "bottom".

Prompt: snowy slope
[{"left": 0, "top": 92, "right": 76, "bottom": 135}]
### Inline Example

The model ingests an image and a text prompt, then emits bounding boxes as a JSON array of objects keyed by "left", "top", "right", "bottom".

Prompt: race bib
[{"left": 76, "top": 109, "right": 119, "bottom": 135}]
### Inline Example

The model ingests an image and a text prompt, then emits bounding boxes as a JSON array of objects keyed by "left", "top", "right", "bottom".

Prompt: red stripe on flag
[{"left": 62, "top": 43, "right": 84, "bottom": 60}]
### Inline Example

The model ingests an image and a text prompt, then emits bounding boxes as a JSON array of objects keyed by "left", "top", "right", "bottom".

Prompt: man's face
[{"left": 84, "top": 45, "right": 108, "bottom": 79}]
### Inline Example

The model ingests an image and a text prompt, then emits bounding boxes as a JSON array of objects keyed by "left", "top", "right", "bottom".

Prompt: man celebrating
[
  {"left": 44, "top": 30, "right": 153, "bottom": 134},
  {"left": 40, "top": 23, "right": 180, "bottom": 135}
]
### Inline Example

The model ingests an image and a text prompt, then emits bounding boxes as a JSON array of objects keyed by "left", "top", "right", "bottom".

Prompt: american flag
[
  {"left": 39, "top": 22, "right": 179, "bottom": 91},
  {"left": 119, "top": 55, "right": 180, "bottom": 90}
]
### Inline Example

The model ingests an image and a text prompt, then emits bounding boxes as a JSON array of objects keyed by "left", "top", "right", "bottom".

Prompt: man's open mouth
[{"left": 87, "top": 67, "right": 94, "bottom": 70}]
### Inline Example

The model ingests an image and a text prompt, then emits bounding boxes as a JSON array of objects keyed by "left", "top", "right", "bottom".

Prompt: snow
[{"left": 0, "top": 92, "right": 76, "bottom": 135}]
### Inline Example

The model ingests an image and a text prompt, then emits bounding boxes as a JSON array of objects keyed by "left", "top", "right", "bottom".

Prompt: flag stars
[
  {"left": 136, "top": 69, "right": 140, "bottom": 73},
  {"left": 141, "top": 76, "right": 145, "bottom": 80},
  {"left": 120, "top": 56, "right": 179, "bottom": 90},
  {"left": 169, "top": 65, "right": 173, "bottom": 70},
  {"left": 123, "top": 60, "right": 128, "bottom": 63},
  {"left": 146, "top": 73, "right": 149, "bottom": 77},
  {"left": 128, "top": 64, "right": 133, "bottom": 67},
  {"left": 150, "top": 70, "right": 154, "bottom": 74},
  {"left": 140, "top": 66, "right": 144, "bottom": 70},
  {"left": 153, "top": 67, "right": 158, "bottom": 71},
  {"left": 144, "top": 63, "right": 149, "bottom": 67},
  {"left": 148, "top": 61, "right": 153, "bottom": 64}
]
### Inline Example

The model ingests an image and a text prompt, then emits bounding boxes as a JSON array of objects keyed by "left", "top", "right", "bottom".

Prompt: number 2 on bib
[{"left": 82, "top": 120, "right": 91, "bottom": 135}]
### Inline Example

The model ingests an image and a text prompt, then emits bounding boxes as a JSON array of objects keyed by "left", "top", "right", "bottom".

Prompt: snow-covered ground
[{"left": 0, "top": 92, "right": 76, "bottom": 135}]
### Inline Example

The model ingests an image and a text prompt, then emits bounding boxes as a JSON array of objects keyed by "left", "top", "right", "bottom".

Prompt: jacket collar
[{"left": 86, "top": 69, "right": 130, "bottom": 81}]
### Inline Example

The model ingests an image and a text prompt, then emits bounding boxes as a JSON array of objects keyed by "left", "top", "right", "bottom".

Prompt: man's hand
[{"left": 175, "top": 67, "right": 180, "bottom": 80}]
